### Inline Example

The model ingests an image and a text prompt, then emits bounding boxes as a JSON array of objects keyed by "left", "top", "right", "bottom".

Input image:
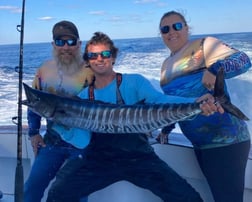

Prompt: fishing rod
[{"left": 13, "top": 0, "right": 26, "bottom": 201}]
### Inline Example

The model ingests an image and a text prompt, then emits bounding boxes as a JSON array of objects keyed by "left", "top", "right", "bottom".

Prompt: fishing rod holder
[{"left": 16, "top": 25, "right": 22, "bottom": 32}]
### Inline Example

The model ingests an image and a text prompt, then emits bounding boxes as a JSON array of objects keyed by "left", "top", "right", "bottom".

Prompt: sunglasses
[
  {"left": 54, "top": 39, "right": 77, "bottom": 47},
  {"left": 87, "top": 50, "right": 112, "bottom": 60},
  {"left": 160, "top": 22, "right": 184, "bottom": 34}
]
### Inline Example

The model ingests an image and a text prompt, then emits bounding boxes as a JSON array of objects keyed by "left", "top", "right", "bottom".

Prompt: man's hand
[
  {"left": 30, "top": 134, "right": 46, "bottom": 156},
  {"left": 156, "top": 132, "right": 169, "bottom": 144}
]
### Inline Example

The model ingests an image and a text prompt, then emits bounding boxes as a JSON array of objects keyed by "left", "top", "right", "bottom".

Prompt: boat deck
[{"left": 0, "top": 125, "right": 251, "bottom": 202}]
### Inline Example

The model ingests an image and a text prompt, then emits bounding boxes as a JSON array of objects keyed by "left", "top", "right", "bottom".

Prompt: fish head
[{"left": 22, "top": 83, "right": 57, "bottom": 118}]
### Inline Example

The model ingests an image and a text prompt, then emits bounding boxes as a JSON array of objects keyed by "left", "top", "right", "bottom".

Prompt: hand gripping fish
[{"left": 22, "top": 68, "right": 249, "bottom": 134}]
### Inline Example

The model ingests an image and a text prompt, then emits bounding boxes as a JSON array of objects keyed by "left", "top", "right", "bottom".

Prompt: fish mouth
[
  {"left": 21, "top": 100, "right": 30, "bottom": 107},
  {"left": 22, "top": 83, "right": 39, "bottom": 107}
]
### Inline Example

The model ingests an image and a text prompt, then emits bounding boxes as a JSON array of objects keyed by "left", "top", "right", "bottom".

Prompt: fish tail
[{"left": 214, "top": 68, "right": 249, "bottom": 121}]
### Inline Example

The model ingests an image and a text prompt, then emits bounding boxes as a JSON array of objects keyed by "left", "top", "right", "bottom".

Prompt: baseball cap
[{"left": 52, "top": 20, "right": 79, "bottom": 40}]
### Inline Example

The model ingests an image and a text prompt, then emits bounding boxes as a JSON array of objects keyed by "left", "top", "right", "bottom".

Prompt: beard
[{"left": 53, "top": 48, "right": 83, "bottom": 75}]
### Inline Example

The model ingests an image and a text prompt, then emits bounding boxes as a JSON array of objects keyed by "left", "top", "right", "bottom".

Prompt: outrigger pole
[{"left": 14, "top": 0, "right": 26, "bottom": 201}]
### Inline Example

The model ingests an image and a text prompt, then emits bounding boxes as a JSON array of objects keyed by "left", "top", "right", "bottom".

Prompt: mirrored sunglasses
[
  {"left": 54, "top": 39, "right": 77, "bottom": 47},
  {"left": 160, "top": 22, "right": 184, "bottom": 34},
  {"left": 87, "top": 50, "right": 112, "bottom": 60}
]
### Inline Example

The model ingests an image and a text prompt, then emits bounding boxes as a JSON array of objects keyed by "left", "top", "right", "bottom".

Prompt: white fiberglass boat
[{"left": 0, "top": 125, "right": 251, "bottom": 202}]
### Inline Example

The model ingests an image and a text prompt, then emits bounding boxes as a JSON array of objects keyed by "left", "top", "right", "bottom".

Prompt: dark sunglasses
[
  {"left": 87, "top": 50, "right": 112, "bottom": 60},
  {"left": 54, "top": 39, "right": 77, "bottom": 47},
  {"left": 160, "top": 22, "right": 184, "bottom": 34}
]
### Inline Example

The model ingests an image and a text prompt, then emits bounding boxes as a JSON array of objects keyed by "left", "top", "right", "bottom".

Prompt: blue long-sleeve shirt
[{"left": 160, "top": 37, "right": 251, "bottom": 149}]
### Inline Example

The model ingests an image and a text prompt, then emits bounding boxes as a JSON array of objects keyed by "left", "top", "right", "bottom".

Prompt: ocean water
[{"left": 0, "top": 32, "right": 252, "bottom": 135}]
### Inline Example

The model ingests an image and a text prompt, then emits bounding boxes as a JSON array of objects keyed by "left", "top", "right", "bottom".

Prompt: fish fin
[
  {"left": 135, "top": 99, "right": 146, "bottom": 105},
  {"left": 21, "top": 99, "right": 33, "bottom": 107},
  {"left": 222, "top": 102, "right": 250, "bottom": 121}
]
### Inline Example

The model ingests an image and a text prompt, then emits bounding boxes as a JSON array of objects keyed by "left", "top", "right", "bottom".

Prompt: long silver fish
[{"left": 22, "top": 68, "right": 249, "bottom": 134}]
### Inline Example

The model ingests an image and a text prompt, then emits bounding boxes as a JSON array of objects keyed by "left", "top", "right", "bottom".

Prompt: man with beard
[{"left": 24, "top": 21, "right": 94, "bottom": 202}]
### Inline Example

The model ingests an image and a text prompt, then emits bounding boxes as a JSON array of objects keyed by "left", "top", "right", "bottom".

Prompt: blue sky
[{"left": 0, "top": 0, "right": 251, "bottom": 45}]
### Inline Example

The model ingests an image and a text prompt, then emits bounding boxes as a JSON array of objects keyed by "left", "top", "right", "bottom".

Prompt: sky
[{"left": 0, "top": 0, "right": 251, "bottom": 45}]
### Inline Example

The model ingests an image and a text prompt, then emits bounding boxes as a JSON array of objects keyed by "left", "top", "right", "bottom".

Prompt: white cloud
[
  {"left": 0, "top": 5, "right": 21, "bottom": 13},
  {"left": 88, "top": 10, "right": 106, "bottom": 15},
  {"left": 37, "top": 16, "right": 54, "bottom": 21},
  {"left": 109, "top": 15, "right": 122, "bottom": 22},
  {"left": 134, "top": 0, "right": 158, "bottom": 4}
]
